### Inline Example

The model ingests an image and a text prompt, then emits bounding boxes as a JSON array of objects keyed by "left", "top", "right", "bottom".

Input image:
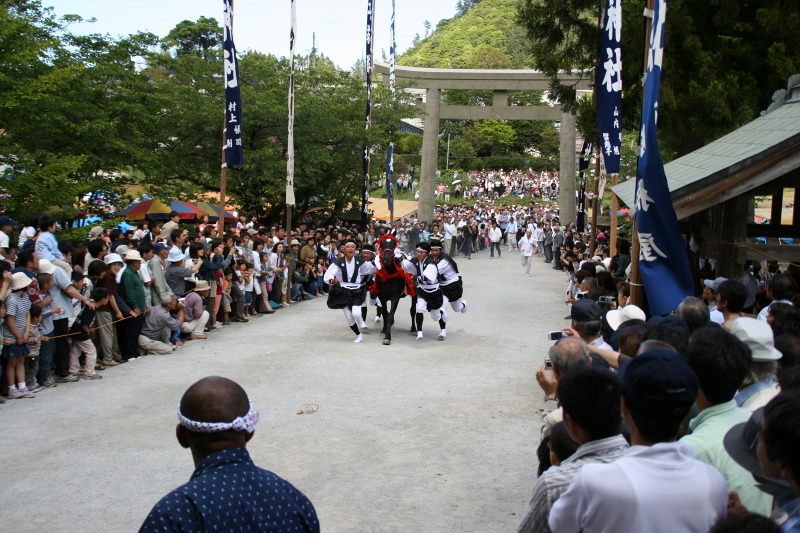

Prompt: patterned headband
[{"left": 177, "top": 400, "right": 260, "bottom": 433}]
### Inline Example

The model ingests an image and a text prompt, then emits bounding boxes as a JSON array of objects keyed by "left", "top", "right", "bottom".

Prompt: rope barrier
[{"left": 42, "top": 313, "right": 135, "bottom": 341}]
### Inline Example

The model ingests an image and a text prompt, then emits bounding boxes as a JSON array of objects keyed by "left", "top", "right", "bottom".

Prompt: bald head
[
  {"left": 180, "top": 376, "right": 250, "bottom": 427},
  {"left": 177, "top": 377, "right": 253, "bottom": 461}
]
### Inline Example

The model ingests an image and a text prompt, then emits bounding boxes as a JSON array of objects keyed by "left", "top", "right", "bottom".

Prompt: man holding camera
[
  {"left": 564, "top": 299, "right": 612, "bottom": 351},
  {"left": 139, "top": 292, "right": 184, "bottom": 355}
]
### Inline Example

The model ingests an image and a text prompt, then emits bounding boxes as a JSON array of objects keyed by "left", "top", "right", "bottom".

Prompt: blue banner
[
  {"left": 223, "top": 0, "right": 243, "bottom": 167},
  {"left": 596, "top": 0, "right": 622, "bottom": 174},
  {"left": 635, "top": 0, "right": 693, "bottom": 315}
]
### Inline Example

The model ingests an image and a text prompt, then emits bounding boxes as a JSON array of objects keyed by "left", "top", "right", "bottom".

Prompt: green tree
[{"left": 162, "top": 17, "right": 221, "bottom": 60}]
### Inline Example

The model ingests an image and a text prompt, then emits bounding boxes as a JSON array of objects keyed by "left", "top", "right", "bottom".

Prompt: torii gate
[{"left": 375, "top": 63, "right": 591, "bottom": 225}]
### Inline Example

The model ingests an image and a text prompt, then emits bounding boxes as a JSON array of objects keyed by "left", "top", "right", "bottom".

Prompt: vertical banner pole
[
  {"left": 221, "top": 0, "right": 244, "bottom": 233},
  {"left": 361, "top": 0, "right": 376, "bottom": 236},
  {"left": 386, "top": 0, "right": 397, "bottom": 225}
]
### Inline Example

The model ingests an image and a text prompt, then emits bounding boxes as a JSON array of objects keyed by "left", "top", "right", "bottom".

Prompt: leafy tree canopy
[
  {"left": 518, "top": 0, "right": 800, "bottom": 156},
  {"left": 0, "top": 1, "right": 413, "bottom": 225}
]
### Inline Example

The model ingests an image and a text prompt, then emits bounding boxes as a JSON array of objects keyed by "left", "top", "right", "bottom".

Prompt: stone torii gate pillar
[
  {"left": 419, "top": 87, "right": 441, "bottom": 225},
  {"left": 375, "top": 64, "right": 591, "bottom": 225}
]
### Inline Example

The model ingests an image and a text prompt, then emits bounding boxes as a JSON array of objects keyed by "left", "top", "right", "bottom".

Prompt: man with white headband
[
  {"left": 323, "top": 239, "right": 376, "bottom": 343},
  {"left": 140, "top": 376, "right": 319, "bottom": 532},
  {"left": 429, "top": 239, "right": 467, "bottom": 316},
  {"left": 402, "top": 241, "right": 447, "bottom": 340}
]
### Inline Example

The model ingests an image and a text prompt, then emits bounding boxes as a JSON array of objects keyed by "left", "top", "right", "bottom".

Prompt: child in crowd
[
  {"left": 24, "top": 305, "right": 44, "bottom": 393},
  {"left": 243, "top": 263, "right": 259, "bottom": 317},
  {"left": 221, "top": 268, "right": 233, "bottom": 326},
  {"left": 3, "top": 273, "right": 34, "bottom": 399},
  {"left": 34, "top": 272, "right": 60, "bottom": 388},
  {"left": 239, "top": 262, "right": 252, "bottom": 318},
  {"left": 67, "top": 287, "right": 110, "bottom": 380},
  {"left": 316, "top": 257, "right": 327, "bottom": 295}
]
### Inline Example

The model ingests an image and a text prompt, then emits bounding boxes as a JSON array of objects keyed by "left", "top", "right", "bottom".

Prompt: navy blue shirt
[{"left": 140, "top": 447, "right": 319, "bottom": 532}]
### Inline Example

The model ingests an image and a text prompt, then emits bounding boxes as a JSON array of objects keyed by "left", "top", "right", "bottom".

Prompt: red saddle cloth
[{"left": 369, "top": 260, "right": 416, "bottom": 298}]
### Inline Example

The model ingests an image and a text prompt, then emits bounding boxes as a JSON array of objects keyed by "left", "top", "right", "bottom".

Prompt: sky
[{"left": 43, "top": 0, "right": 460, "bottom": 69}]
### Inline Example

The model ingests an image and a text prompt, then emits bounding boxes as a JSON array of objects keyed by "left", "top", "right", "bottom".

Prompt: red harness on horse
[{"left": 369, "top": 259, "right": 416, "bottom": 298}]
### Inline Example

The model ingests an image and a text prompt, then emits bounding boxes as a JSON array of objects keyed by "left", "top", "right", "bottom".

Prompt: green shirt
[
  {"left": 681, "top": 400, "right": 772, "bottom": 516},
  {"left": 120, "top": 266, "right": 146, "bottom": 312}
]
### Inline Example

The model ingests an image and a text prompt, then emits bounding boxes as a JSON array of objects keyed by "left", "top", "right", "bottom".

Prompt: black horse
[{"left": 373, "top": 243, "right": 408, "bottom": 345}]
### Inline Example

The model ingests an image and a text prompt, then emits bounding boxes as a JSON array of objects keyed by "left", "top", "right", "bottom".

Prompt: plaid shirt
[{"left": 517, "top": 435, "right": 629, "bottom": 533}]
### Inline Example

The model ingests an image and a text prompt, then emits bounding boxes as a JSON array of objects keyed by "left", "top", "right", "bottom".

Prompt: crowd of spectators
[
  {"left": 510, "top": 208, "right": 800, "bottom": 531},
  {"left": 0, "top": 211, "right": 403, "bottom": 400}
]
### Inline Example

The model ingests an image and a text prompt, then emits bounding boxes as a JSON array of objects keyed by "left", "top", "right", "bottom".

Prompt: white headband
[{"left": 177, "top": 400, "right": 260, "bottom": 433}]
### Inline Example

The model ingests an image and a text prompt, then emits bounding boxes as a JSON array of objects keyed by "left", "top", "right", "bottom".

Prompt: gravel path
[{"left": 0, "top": 245, "right": 567, "bottom": 532}]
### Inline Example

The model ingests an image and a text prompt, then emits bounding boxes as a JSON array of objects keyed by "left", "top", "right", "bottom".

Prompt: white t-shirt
[
  {"left": 549, "top": 442, "right": 727, "bottom": 533},
  {"left": 0, "top": 230, "right": 9, "bottom": 250},
  {"left": 18, "top": 226, "right": 37, "bottom": 248}
]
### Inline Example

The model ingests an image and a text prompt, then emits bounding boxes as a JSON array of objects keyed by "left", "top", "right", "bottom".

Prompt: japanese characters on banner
[
  {"left": 286, "top": 0, "right": 297, "bottom": 205},
  {"left": 223, "top": 0, "right": 244, "bottom": 167},
  {"left": 361, "top": 0, "right": 375, "bottom": 232},
  {"left": 635, "top": 0, "right": 693, "bottom": 315},
  {"left": 596, "top": 0, "right": 622, "bottom": 175},
  {"left": 385, "top": 0, "right": 396, "bottom": 213}
]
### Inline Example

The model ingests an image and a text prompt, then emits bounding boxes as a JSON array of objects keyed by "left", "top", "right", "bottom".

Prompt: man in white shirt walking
[{"left": 518, "top": 229, "right": 536, "bottom": 277}]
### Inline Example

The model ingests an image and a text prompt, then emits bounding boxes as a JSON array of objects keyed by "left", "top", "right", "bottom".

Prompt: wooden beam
[
  {"left": 438, "top": 104, "right": 562, "bottom": 121},
  {"left": 746, "top": 224, "right": 799, "bottom": 238},
  {"left": 739, "top": 244, "right": 800, "bottom": 262}
]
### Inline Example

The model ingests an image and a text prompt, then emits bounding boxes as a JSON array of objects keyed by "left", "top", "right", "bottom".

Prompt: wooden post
[
  {"left": 628, "top": 0, "right": 655, "bottom": 309},
  {"left": 589, "top": 147, "right": 600, "bottom": 255},
  {"left": 610, "top": 174, "right": 618, "bottom": 256},
  {"left": 218, "top": 117, "right": 228, "bottom": 236},
  {"left": 285, "top": 204, "right": 293, "bottom": 304}
]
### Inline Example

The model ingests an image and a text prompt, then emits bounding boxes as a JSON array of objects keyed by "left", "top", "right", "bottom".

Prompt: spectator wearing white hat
[
  {"left": 731, "top": 317, "right": 783, "bottom": 411},
  {"left": 38, "top": 258, "right": 93, "bottom": 382},
  {"left": 118, "top": 250, "right": 146, "bottom": 362},
  {"left": 165, "top": 246, "right": 202, "bottom": 298},
  {"left": 2, "top": 272, "right": 34, "bottom": 398},
  {"left": 702, "top": 276, "right": 727, "bottom": 325}
]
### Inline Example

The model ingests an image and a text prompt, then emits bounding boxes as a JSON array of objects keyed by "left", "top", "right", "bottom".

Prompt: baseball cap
[
  {"left": 620, "top": 348, "right": 698, "bottom": 419},
  {"left": 154, "top": 243, "right": 169, "bottom": 253},
  {"left": 0, "top": 215, "right": 19, "bottom": 227},
  {"left": 570, "top": 299, "right": 602, "bottom": 322},
  {"left": 729, "top": 317, "right": 782, "bottom": 362},
  {"left": 703, "top": 277, "right": 728, "bottom": 293}
]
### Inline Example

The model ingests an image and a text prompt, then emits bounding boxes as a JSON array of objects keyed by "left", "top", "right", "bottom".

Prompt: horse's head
[{"left": 381, "top": 247, "right": 396, "bottom": 269}]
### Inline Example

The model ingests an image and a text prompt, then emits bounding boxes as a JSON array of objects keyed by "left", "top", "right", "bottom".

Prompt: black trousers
[
  {"left": 52, "top": 318, "right": 70, "bottom": 377},
  {"left": 119, "top": 314, "right": 144, "bottom": 360}
]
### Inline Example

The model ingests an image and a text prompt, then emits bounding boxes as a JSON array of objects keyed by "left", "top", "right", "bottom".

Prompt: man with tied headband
[
  {"left": 401, "top": 241, "right": 448, "bottom": 341},
  {"left": 140, "top": 376, "right": 319, "bottom": 532},
  {"left": 429, "top": 239, "right": 467, "bottom": 316},
  {"left": 323, "top": 239, "right": 376, "bottom": 343}
]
